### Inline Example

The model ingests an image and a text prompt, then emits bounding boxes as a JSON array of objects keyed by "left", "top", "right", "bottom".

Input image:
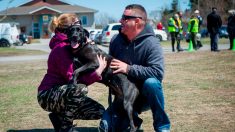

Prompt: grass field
[
  {"left": 0, "top": 47, "right": 46, "bottom": 57},
  {"left": 0, "top": 47, "right": 234, "bottom": 132},
  {"left": 160, "top": 37, "right": 230, "bottom": 48}
]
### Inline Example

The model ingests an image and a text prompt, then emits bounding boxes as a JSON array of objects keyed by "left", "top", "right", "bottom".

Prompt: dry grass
[
  {"left": 164, "top": 51, "right": 235, "bottom": 132},
  {"left": 161, "top": 37, "right": 230, "bottom": 48},
  {"left": 0, "top": 47, "right": 47, "bottom": 57},
  {"left": 0, "top": 50, "right": 234, "bottom": 132}
]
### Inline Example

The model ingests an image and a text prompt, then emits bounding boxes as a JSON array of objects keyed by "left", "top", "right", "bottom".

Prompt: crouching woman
[{"left": 37, "top": 13, "right": 107, "bottom": 132}]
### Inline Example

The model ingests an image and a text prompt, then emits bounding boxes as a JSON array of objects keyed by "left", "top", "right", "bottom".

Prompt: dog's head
[{"left": 66, "top": 21, "right": 89, "bottom": 49}]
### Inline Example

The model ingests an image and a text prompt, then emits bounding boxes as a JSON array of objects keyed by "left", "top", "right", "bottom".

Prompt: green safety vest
[
  {"left": 177, "top": 18, "right": 183, "bottom": 33},
  {"left": 168, "top": 17, "right": 176, "bottom": 32},
  {"left": 187, "top": 18, "right": 199, "bottom": 33}
]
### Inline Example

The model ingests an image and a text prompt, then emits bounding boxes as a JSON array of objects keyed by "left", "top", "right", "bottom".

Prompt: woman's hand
[
  {"left": 86, "top": 37, "right": 95, "bottom": 44},
  {"left": 96, "top": 55, "right": 107, "bottom": 76}
]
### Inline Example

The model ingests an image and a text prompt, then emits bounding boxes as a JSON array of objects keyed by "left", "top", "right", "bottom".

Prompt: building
[{"left": 0, "top": 0, "right": 97, "bottom": 38}]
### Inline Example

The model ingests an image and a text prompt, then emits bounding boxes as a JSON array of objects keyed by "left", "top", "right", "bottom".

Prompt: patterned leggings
[{"left": 37, "top": 83, "right": 105, "bottom": 129}]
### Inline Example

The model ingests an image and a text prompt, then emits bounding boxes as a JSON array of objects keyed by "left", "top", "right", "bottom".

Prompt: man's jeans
[
  {"left": 99, "top": 78, "right": 170, "bottom": 132},
  {"left": 210, "top": 33, "right": 219, "bottom": 51}
]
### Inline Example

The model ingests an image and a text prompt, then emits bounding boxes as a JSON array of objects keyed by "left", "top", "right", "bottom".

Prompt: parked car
[
  {"left": 153, "top": 29, "right": 167, "bottom": 41},
  {"left": 94, "top": 31, "right": 103, "bottom": 44},
  {"left": 219, "top": 25, "right": 228, "bottom": 38},
  {"left": 89, "top": 29, "right": 102, "bottom": 41},
  {"left": 0, "top": 23, "right": 20, "bottom": 47},
  {"left": 200, "top": 28, "right": 209, "bottom": 38},
  {"left": 101, "top": 23, "right": 121, "bottom": 44}
]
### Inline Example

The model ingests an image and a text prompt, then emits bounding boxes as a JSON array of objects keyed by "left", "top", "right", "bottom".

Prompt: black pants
[
  {"left": 37, "top": 84, "right": 105, "bottom": 130},
  {"left": 210, "top": 33, "right": 219, "bottom": 51},
  {"left": 190, "top": 32, "right": 197, "bottom": 50},
  {"left": 170, "top": 32, "right": 182, "bottom": 51}
]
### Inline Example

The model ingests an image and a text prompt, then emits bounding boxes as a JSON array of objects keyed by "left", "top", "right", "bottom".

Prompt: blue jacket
[{"left": 109, "top": 24, "right": 164, "bottom": 82}]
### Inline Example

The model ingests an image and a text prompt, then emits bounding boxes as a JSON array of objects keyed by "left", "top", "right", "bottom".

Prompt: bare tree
[
  {"left": 0, "top": 0, "right": 14, "bottom": 22},
  {"left": 189, "top": 0, "right": 235, "bottom": 24},
  {"left": 95, "top": 12, "right": 117, "bottom": 28},
  {"left": 157, "top": 1, "right": 180, "bottom": 30}
]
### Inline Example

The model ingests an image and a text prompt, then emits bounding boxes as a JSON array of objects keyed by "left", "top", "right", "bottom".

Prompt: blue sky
[{"left": 0, "top": 0, "right": 189, "bottom": 20}]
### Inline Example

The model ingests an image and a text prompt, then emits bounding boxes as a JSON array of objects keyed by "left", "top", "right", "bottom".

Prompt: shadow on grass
[{"left": 7, "top": 127, "right": 98, "bottom": 132}]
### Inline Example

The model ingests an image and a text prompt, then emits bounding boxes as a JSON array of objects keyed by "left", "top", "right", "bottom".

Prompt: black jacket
[
  {"left": 227, "top": 14, "right": 235, "bottom": 36},
  {"left": 109, "top": 24, "right": 164, "bottom": 82},
  {"left": 207, "top": 11, "right": 222, "bottom": 34}
]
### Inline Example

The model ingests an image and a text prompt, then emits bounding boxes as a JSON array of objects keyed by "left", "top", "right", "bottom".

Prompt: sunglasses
[{"left": 121, "top": 15, "right": 142, "bottom": 20}]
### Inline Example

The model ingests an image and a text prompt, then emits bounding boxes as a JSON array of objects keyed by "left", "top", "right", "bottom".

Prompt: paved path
[
  {"left": 0, "top": 39, "right": 230, "bottom": 63},
  {"left": 0, "top": 54, "right": 49, "bottom": 63}
]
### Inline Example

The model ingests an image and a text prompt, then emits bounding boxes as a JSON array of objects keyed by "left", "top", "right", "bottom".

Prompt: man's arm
[
  {"left": 127, "top": 40, "right": 164, "bottom": 82},
  {"left": 218, "top": 15, "right": 222, "bottom": 28}
]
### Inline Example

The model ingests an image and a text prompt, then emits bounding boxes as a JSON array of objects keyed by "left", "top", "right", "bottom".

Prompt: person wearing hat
[
  {"left": 227, "top": 9, "right": 235, "bottom": 50},
  {"left": 194, "top": 9, "right": 203, "bottom": 49},
  {"left": 157, "top": 22, "right": 163, "bottom": 30},
  {"left": 207, "top": 7, "right": 222, "bottom": 52},
  {"left": 177, "top": 11, "right": 184, "bottom": 50}
]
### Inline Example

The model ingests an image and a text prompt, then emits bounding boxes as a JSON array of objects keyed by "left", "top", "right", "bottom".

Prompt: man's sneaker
[{"left": 177, "top": 48, "right": 184, "bottom": 52}]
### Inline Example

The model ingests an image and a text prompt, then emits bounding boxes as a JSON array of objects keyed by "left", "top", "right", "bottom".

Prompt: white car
[
  {"left": 89, "top": 29, "right": 102, "bottom": 41},
  {"left": 101, "top": 23, "right": 121, "bottom": 45},
  {"left": 94, "top": 31, "right": 103, "bottom": 44},
  {"left": 100, "top": 23, "right": 167, "bottom": 44},
  {"left": 0, "top": 23, "right": 20, "bottom": 47},
  {"left": 153, "top": 29, "right": 167, "bottom": 41}
]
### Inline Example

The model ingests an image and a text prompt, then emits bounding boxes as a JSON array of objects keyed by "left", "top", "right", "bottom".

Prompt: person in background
[
  {"left": 175, "top": 11, "right": 183, "bottom": 52},
  {"left": 37, "top": 13, "right": 107, "bottom": 132},
  {"left": 157, "top": 22, "right": 163, "bottom": 30},
  {"left": 187, "top": 14, "right": 199, "bottom": 50},
  {"left": 227, "top": 9, "right": 235, "bottom": 50},
  {"left": 168, "top": 13, "right": 183, "bottom": 52},
  {"left": 177, "top": 11, "right": 183, "bottom": 45},
  {"left": 194, "top": 9, "right": 203, "bottom": 49},
  {"left": 99, "top": 4, "right": 170, "bottom": 132},
  {"left": 207, "top": 7, "right": 222, "bottom": 52}
]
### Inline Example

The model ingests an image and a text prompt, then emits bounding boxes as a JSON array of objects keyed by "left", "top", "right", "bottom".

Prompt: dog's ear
[{"left": 83, "top": 29, "right": 89, "bottom": 38}]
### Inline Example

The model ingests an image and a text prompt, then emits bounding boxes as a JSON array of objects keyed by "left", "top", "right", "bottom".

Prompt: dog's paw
[
  {"left": 75, "top": 83, "right": 88, "bottom": 95},
  {"left": 68, "top": 79, "right": 76, "bottom": 85}
]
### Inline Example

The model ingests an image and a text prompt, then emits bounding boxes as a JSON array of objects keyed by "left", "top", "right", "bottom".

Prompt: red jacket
[
  {"left": 38, "top": 31, "right": 101, "bottom": 91},
  {"left": 157, "top": 22, "right": 163, "bottom": 30}
]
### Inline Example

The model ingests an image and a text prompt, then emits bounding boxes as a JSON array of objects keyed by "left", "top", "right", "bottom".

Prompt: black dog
[{"left": 66, "top": 22, "right": 140, "bottom": 132}]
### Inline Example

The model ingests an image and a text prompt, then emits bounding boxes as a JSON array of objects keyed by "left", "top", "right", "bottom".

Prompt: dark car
[
  {"left": 200, "top": 28, "right": 209, "bottom": 38},
  {"left": 219, "top": 25, "right": 229, "bottom": 38},
  {"left": 19, "top": 33, "right": 28, "bottom": 45}
]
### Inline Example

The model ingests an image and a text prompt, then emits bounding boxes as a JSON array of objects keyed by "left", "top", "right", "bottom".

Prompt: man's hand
[{"left": 110, "top": 59, "right": 129, "bottom": 74}]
